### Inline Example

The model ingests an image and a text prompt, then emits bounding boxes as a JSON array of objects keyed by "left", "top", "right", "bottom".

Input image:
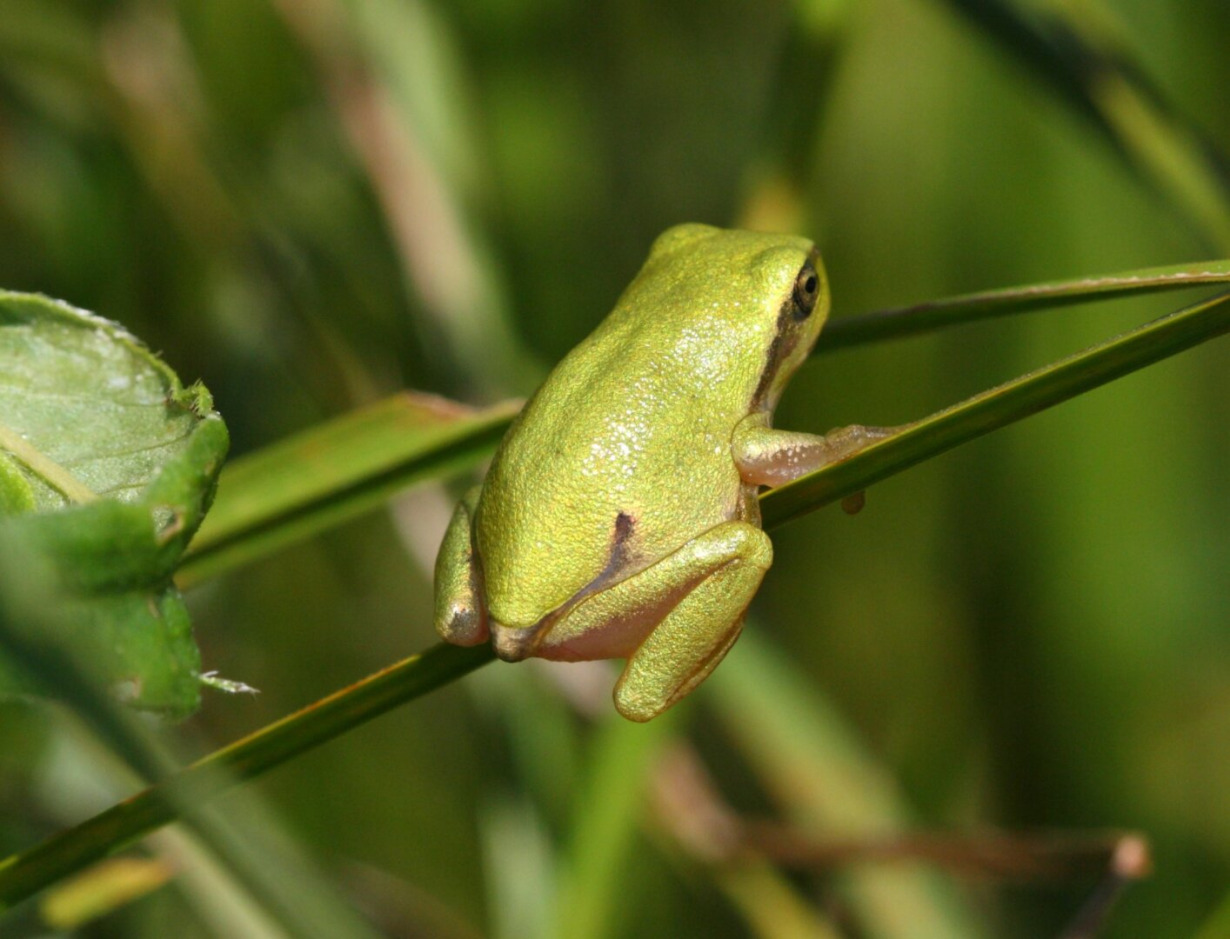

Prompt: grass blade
[
  {"left": 0, "top": 642, "right": 494, "bottom": 912},
  {"left": 819, "top": 259, "right": 1230, "bottom": 350},
  {"left": 180, "top": 261, "right": 1229, "bottom": 588},
  {"left": 178, "top": 393, "right": 518, "bottom": 586},
  {"left": 0, "top": 555, "right": 387, "bottom": 936},
  {"left": 551, "top": 713, "right": 677, "bottom": 939}
]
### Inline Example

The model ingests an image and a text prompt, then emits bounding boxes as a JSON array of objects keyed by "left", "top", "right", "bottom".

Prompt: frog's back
[{"left": 476, "top": 225, "right": 813, "bottom": 628}]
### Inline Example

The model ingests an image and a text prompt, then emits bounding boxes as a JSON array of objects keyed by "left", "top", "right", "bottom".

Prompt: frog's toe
[
  {"left": 491, "top": 620, "right": 541, "bottom": 661},
  {"left": 437, "top": 603, "right": 488, "bottom": 647}
]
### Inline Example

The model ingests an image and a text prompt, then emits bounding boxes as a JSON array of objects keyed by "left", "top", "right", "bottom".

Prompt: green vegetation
[{"left": 0, "top": 1, "right": 1227, "bottom": 936}]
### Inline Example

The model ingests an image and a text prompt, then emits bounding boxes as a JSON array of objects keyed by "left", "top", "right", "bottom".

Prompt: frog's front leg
[
  {"left": 732, "top": 412, "right": 903, "bottom": 487},
  {"left": 543, "top": 521, "right": 773, "bottom": 722},
  {"left": 434, "top": 486, "right": 488, "bottom": 646}
]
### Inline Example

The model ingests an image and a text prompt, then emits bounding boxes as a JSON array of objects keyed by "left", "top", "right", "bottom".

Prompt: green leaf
[
  {"left": 0, "top": 451, "right": 36, "bottom": 514},
  {"left": 0, "top": 291, "right": 228, "bottom": 717}
]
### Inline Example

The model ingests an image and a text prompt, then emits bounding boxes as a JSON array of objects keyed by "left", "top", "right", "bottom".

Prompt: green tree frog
[{"left": 435, "top": 224, "right": 889, "bottom": 721}]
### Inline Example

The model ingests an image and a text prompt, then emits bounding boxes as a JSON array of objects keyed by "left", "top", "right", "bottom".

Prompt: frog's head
[
  {"left": 634, "top": 224, "right": 829, "bottom": 411},
  {"left": 654, "top": 226, "right": 830, "bottom": 404}
]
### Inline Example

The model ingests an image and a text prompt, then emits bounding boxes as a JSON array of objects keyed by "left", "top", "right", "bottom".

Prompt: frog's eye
[{"left": 792, "top": 265, "right": 820, "bottom": 320}]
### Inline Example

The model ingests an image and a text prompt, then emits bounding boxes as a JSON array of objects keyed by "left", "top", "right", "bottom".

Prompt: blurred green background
[{"left": 0, "top": 0, "right": 1227, "bottom": 936}]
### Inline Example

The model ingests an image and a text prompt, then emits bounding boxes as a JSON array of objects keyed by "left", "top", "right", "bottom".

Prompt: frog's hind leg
[
  {"left": 434, "top": 486, "right": 488, "bottom": 646},
  {"left": 616, "top": 522, "right": 771, "bottom": 721},
  {"left": 548, "top": 520, "right": 772, "bottom": 722}
]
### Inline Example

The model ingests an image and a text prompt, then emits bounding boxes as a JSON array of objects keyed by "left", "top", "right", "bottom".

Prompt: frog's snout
[{"left": 490, "top": 621, "right": 537, "bottom": 662}]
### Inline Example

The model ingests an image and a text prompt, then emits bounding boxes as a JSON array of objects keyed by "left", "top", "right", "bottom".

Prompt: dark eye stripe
[{"left": 752, "top": 260, "right": 820, "bottom": 406}]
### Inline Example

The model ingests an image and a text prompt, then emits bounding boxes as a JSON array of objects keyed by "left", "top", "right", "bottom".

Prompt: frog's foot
[
  {"left": 538, "top": 520, "right": 773, "bottom": 722},
  {"left": 433, "top": 486, "right": 488, "bottom": 646}
]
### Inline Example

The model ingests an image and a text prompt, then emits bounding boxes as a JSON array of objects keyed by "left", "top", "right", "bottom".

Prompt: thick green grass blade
[
  {"left": 819, "top": 259, "right": 1230, "bottom": 350},
  {"left": 178, "top": 393, "right": 518, "bottom": 586},
  {"left": 766, "top": 288, "right": 1230, "bottom": 528}
]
